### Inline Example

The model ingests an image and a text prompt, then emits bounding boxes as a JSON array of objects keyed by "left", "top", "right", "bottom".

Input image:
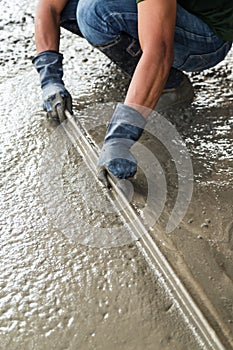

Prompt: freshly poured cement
[
  {"left": 0, "top": 69, "right": 204, "bottom": 350},
  {"left": 1, "top": 0, "right": 233, "bottom": 349}
]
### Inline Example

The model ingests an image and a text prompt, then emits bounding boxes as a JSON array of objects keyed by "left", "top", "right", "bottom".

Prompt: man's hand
[
  {"left": 42, "top": 85, "right": 72, "bottom": 122},
  {"left": 33, "top": 0, "right": 72, "bottom": 122},
  {"left": 98, "top": 103, "right": 146, "bottom": 183},
  {"left": 33, "top": 50, "right": 73, "bottom": 122}
]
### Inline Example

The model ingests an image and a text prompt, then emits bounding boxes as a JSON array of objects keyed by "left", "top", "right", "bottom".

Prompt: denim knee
[
  {"left": 77, "top": 0, "right": 117, "bottom": 45},
  {"left": 60, "top": 0, "right": 83, "bottom": 36}
]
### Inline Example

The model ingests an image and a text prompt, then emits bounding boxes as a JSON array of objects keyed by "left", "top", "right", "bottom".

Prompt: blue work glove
[
  {"left": 33, "top": 50, "right": 72, "bottom": 122},
  {"left": 98, "top": 103, "right": 146, "bottom": 185}
]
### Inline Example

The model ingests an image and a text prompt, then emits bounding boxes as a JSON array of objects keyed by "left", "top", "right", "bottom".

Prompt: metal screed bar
[{"left": 64, "top": 110, "right": 225, "bottom": 350}]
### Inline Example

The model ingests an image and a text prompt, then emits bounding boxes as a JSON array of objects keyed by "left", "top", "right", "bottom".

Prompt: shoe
[{"left": 155, "top": 68, "right": 194, "bottom": 112}]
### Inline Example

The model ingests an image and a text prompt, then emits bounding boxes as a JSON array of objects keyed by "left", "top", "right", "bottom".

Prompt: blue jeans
[{"left": 61, "top": 0, "right": 232, "bottom": 72}]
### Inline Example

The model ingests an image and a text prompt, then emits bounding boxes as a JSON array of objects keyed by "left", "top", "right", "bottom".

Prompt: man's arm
[
  {"left": 125, "top": 0, "right": 176, "bottom": 113},
  {"left": 97, "top": 0, "right": 177, "bottom": 181},
  {"left": 35, "top": 0, "right": 69, "bottom": 53},
  {"left": 33, "top": 0, "right": 73, "bottom": 122}
]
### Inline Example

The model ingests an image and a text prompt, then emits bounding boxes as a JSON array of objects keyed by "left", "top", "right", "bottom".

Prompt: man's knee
[
  {"left": 60, "top": 0, "right": 83, "bottom": 36},
  {"left": 77, "top": 0, "right": 115, "bottom": 45}
]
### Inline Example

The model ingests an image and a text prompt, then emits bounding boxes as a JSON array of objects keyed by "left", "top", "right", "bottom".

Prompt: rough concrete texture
[{"left": 1, "top": 0, "right": 233, "bottom": 349}]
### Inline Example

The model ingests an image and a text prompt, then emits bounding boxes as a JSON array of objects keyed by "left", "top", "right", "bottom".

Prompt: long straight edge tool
[{"left": 64, "top": 109, "right": 226, "bottom": 350}]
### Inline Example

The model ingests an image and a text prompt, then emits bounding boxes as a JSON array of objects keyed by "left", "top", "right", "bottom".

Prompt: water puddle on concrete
[{"left": 1, "top": 0, "right": 233, "bottom": 349}]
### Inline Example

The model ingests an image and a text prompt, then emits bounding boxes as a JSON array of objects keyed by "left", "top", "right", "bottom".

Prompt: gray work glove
[
  {"left": 98, "top": 103, "right": 146, "bottom": 185},
  {"left": 33, "top": 50, "right": 72, "bottom": 122}
]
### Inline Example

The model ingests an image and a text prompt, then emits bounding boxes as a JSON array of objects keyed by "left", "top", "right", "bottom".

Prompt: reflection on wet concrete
[{"left": 1, "top": 0, "right": 233, "bottom": 348}]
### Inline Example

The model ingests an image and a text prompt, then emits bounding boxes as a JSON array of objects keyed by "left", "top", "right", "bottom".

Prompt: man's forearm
[
  {"left": 125, "top": 50, "right": 173, "bottom": 117},
  {"left": 35, "top": 3, "right": 61, "bottom": 53},
  {"left": 127, "top": 0, "right": 176, "bottom": 116}
]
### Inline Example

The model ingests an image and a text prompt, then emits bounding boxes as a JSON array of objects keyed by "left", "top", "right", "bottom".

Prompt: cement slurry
[{"left": 0, "top": 71, "right": 205, "bottom": 350}]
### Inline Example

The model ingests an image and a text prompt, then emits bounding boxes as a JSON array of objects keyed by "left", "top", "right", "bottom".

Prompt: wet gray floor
[
  {"left": 1, "top": 1, "right": 233, "bottom": 349},
  {"left": 0, "top": 74, "right": 204, "bottom": 350}
]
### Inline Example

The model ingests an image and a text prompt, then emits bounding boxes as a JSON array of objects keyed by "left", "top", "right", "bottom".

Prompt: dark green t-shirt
[{"left": 136, "top": 0, "right": 233, "bottom": 41}]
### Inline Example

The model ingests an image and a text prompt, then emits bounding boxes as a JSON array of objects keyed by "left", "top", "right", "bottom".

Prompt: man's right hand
[
  {"left": 33, "top": 50, "right": 73, "bottom": 122},
  {"left": 42, "top": 84, "right": 72, "bottom": 122}
]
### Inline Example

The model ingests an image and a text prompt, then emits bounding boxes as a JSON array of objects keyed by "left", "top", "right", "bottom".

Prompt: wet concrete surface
[
  {"left": 145, "top": 54, "right": 233, "bottom": 346},
  {"left": 1, "top": 0, "right": 233, "bottom": 349},
  {"left": 0, "top": 72, "right": 204, "bottom": 350}
]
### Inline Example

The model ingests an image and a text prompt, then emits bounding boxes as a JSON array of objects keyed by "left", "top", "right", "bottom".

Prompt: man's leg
[
  {"left": 62, "top": 0, "right": 231, "bottom": 72},
  {"left": 76, "top": 0, "right": 141, "bottom": 77},
  {"left": 173, "top": 4, "right": 232, "bottom": 72},
  {"left": 60, "top": 0, "right": 83, "bottom": 37}
]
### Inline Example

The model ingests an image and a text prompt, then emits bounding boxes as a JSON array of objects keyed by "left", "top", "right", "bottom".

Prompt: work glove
[
  {"left": 33, "top": 50, "right": 72, "bottom": 122},
  {"left": 98, "top": 103, "right": 146, "bottom": 185}
]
